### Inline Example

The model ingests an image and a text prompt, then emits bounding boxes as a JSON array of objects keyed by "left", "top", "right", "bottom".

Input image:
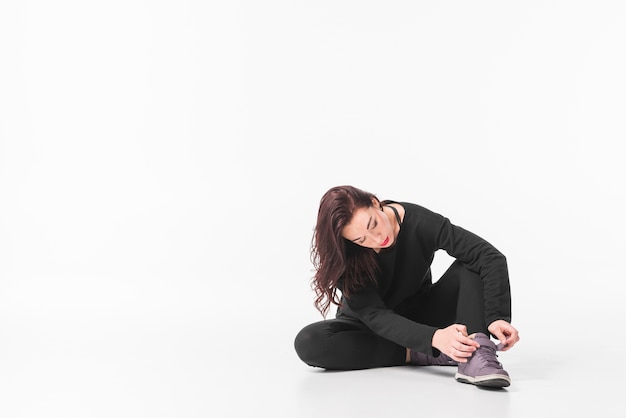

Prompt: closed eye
[{"left": 356, "top": 219, "right": 377, "bottom": 244}]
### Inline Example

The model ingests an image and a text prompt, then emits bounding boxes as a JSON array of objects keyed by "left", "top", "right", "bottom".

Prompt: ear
[{"left": 372, "top": 197, "right": 382, "bottom": 210}]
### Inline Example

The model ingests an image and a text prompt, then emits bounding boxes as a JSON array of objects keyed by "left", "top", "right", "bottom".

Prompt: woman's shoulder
[
  {"left": 382, "top": 200, "right": 445, "bottom": 218},
  {"left": 398, "top": 201, "right": 447, "bottom": 224},
  {"left": 393, "top": 201, "right": 431, "bottom": 213}
]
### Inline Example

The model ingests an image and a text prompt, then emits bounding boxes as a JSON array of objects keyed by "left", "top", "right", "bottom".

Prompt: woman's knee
[{"left": 294, "top": 322, "right": 324, "bottom": 366}]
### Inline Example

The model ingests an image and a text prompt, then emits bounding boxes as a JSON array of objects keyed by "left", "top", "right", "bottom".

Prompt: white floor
[{"left": 1, "top": 262, "right": 623, "bottom": 418}]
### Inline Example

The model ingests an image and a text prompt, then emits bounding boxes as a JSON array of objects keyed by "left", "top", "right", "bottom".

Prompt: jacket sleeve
[
  {"left": 342, "top": 287, "right": 440, "bottom": 356},
  {"left": 436, "top": 216, "right": 512, "bottom": 326}
]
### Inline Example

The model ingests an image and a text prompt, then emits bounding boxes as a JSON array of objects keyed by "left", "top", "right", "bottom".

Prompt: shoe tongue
[
  {"left": 474, "top": 335, "right": 498, "bottom": 352},
  {"left": 474, "top": 333, "right": 493, "bottom": 345},
  {"left": 473, "top": 333, "right": 505, "bottom": 351}
]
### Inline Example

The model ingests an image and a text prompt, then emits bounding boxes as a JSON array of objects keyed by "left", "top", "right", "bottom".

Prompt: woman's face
[{"left": 341, "top": 201, "right": 396, "bottom": 250}]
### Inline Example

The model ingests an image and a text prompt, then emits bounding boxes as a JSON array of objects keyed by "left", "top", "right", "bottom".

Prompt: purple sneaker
[
  {"left": 410, "top": 350, "right": 458, "bottom": 366},
  {"left": 455, "top": 333, "right": 511, "bottom": 388}
]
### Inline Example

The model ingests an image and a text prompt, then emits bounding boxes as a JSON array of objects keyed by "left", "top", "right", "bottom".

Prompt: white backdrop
[{"left": 1, "top": 1, "right": 625, "bottom": 417}]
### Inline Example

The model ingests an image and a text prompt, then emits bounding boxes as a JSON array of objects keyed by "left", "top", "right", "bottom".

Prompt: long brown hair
[{"left": 310, "top": 185, "right": 380, "bottom": 317}]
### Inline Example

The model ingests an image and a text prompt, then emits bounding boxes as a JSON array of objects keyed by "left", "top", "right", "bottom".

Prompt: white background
[{"left": 1, "top": 1, "right": 625, "bottom": 417}]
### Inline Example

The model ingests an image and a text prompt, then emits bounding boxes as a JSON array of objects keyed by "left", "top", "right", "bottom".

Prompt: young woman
[{"left": 294, "top": 185, "right": 520, "bottom": 388}]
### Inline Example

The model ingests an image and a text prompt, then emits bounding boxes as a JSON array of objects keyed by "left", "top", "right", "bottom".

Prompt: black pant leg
[
  {"left": 294, "top": 318, "right": 406, "bottom": 370},
  {"left": 407, "top": 260, "right": 488, "bottom": 335}
]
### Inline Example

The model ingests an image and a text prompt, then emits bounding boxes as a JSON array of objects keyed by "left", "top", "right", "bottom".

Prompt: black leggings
[{"left": 294, "top": 260, "right": 488, "bottom": 370}]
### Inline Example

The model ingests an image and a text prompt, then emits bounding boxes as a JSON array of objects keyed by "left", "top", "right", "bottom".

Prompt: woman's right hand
[{"left": 432, "top": 324, "right": 480, "bottom": 363}]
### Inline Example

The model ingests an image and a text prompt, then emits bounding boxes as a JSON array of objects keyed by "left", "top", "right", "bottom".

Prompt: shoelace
[{"left": 474, "top": 344, "right": 502, "bottom": 368}]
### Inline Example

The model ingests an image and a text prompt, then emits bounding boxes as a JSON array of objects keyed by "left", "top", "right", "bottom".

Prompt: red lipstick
[{"left": 381, "top": 237, "right": 389, "bottom": 246}]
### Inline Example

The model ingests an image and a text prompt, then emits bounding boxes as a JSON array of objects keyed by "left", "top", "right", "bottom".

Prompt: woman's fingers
[
  {"left": 500, "top": 334, "right": 520, "bottom": 351},
  {"left": 459, "top": 334, "right": 480, "bottom": 349},
  {"left": 454, "top": 324, "right": 468, "bottom": 337},
  {"left": 454, "top": 341, "right": 476, "bottom": 352},
  {"left": 450, "top": 346, "right": 474, "bottom": 362}
]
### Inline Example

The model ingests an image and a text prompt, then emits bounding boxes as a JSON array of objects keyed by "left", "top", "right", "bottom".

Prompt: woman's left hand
[{"left": 488, "top": 320, "right": 520, "bottom": 351}]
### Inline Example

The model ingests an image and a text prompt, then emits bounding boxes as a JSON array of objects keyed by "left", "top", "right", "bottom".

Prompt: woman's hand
[
  {"left": 488, "top": 320, "right": 520, "bottom": 351},
  {"left": 432, "top": 324, "right": 480, "bottom": 363}
]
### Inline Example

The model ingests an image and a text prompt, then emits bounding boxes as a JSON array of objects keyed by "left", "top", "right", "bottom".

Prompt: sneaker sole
[{"left": 455, "top": 372, "right": 511, "bottom": 388}]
